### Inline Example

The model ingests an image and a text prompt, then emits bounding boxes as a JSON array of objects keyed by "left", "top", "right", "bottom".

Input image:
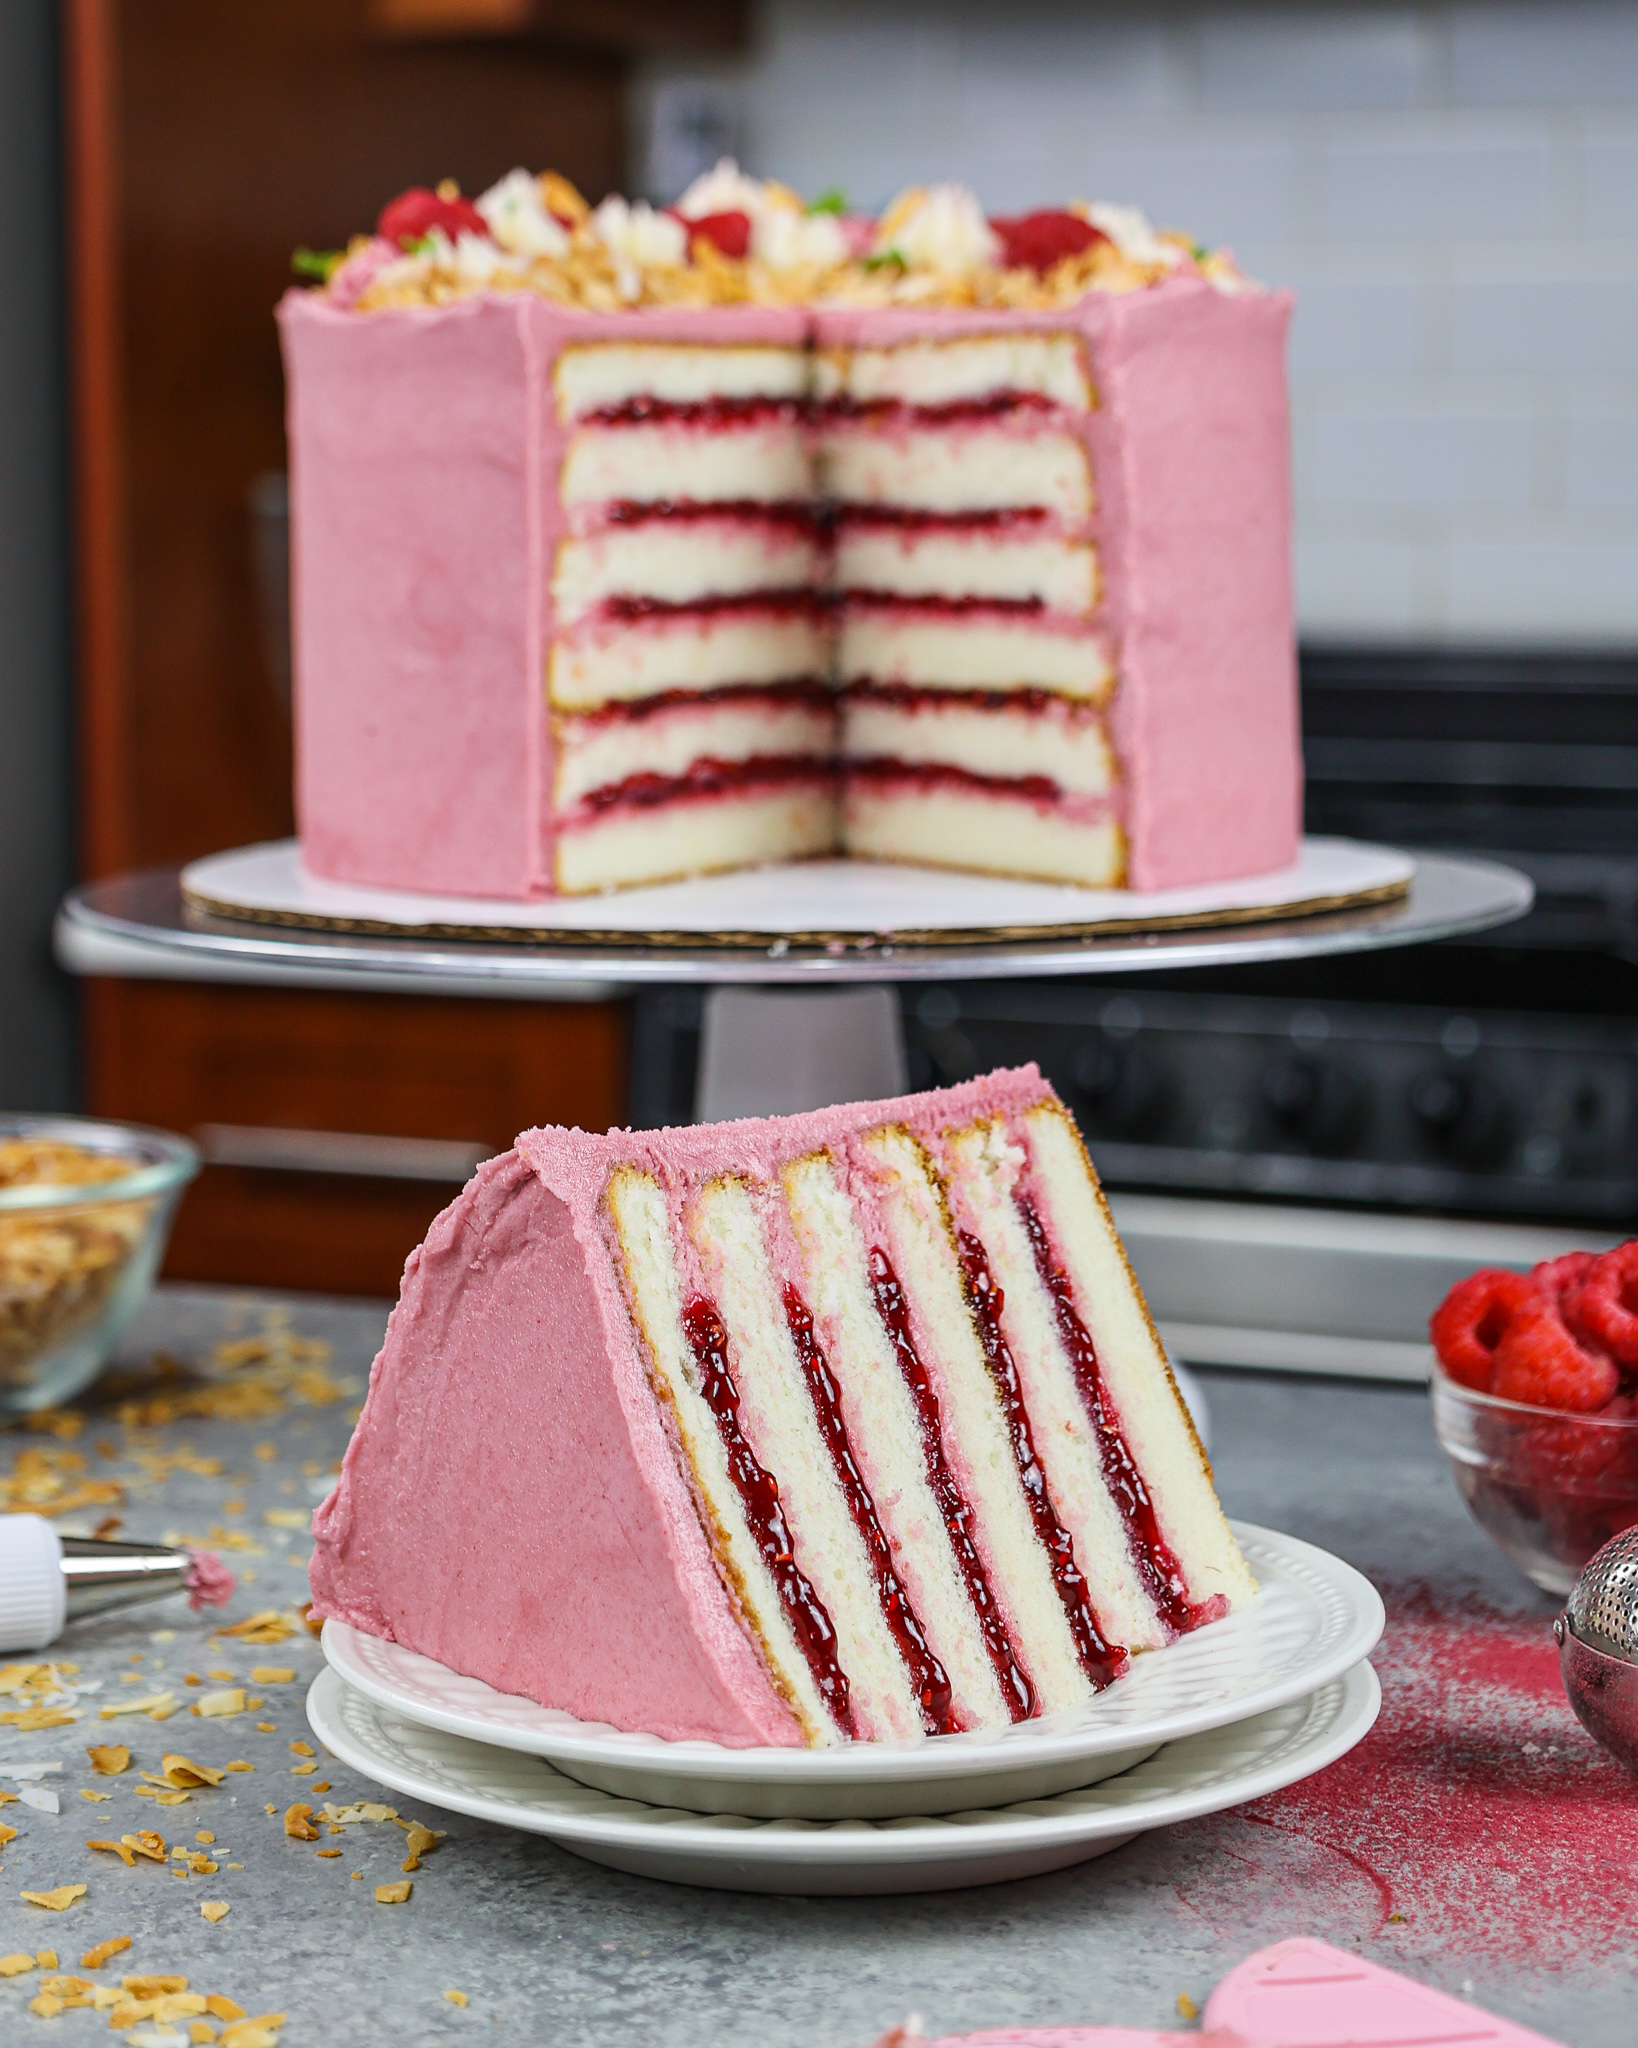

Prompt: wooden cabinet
[{"left": 64, "top": 0, "right": 739, "bottom": 1292}]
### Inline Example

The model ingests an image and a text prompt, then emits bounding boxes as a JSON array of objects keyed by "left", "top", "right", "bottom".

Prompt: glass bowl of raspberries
[{"left": 1430, "top": 1243, "right": 1638, "bottom": 1594}]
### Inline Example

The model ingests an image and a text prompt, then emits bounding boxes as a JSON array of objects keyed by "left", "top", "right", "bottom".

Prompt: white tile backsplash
[{"left": 639, "top": 0, "right": 1638, "bottom": 644}]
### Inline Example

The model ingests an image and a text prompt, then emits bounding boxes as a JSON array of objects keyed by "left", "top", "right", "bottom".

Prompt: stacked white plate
[{"left": 308, "top": 1520, "right": 1383, "bottom": 1895}]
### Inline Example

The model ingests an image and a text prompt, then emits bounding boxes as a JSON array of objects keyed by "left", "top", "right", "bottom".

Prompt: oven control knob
[
  {"left": 1409, "top": 1066, "right": 1514, "bottom": 1170},
  {"left": 1259, "top": 1054, "right": 1369, "bottom": 1157},
  {"left": 1074, "top": 1039, "right": 1170, "bottom": 1142}
]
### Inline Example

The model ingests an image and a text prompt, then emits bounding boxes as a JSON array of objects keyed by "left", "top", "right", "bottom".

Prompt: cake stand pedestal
[{"left": 57, "top": 845, "right": 1530, "bottom": 1120}]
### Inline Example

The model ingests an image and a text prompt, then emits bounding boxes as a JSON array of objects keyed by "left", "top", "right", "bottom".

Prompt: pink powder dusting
[
  {"left": 184, "top": 1549, "right": 236, "bottom": 1612},
  {"left": 1175, "top": 1583, "right": 1638, "bottom": 1971}
]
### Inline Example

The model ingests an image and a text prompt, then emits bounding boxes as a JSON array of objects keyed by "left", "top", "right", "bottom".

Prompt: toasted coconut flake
[
  {"left": 124, "top": 1974, "right": 188, "bottom": 1995},
  {"left": 0, "top": 1820, "right": 15, "bottom": 1845},
  {"left": 374, "top": 1879, "right": 411, "bottom": 1905},
  {"left": 213, "top": 1611, "right": 295, "bottom": 1645},
  {"left": 20, "top": 1884, "right": 87, "bottom": 1911},
  {"left": 162, "top": 1754, "right": 226, "bottom": 1788},
  {"left": 192, "top": 1689, "right": 246, "bottom": 1720},
  {"left": 288, "top": 1741, "right": 313, "bottom": 1757},
  {"left": 87, "top": 1840, "right": 136, "bottom": 1865},
  {"left": 248, "top": 1666, "right": 293, "bottom": 1683},
  {"left": 444, "top": 1989, "right": 467, "bottom": 2007},
  {"left": 204, "top": 1995, "right": 246, "bottom": 2019},
  {"left": 122, "top": 1831, "right": 167, "bottom": 1863},
  {"left": 80, "top": 1788, "right": 112, "bottom": 1803},
  {"left": 220, "top": 2016, "right": 286, "bottom": 2048},
  {"left": 80, "top": 1935, "right": 131, "bottom": 1968},
  {"left": 282, "top": 1803, "right": 318, "bottom": 1841},
  {"left": 98, "top": 1692, "right": 175, "bottom": 1720},
  {"left": 199, "top": 1900, "right": 230, "bottom": 1924},
  {"left": 28, "top": 1990, "right": 62, "bottom": 2017},
  {"left": 134, "top": 1784, "right": 190, "bottom": 1805},
  {"left": 223, "top": 1762, "right": 254, "bottom": 1773},
  {"left": 290, "top": 1764, "right": 315, "bottom": 1777},
  {"left": 0, "top": 1952, "right": 34, "bottom": 1974}
]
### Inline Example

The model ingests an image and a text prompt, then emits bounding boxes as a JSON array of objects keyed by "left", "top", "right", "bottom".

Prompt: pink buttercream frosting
[
  {"left": 308, "top": 1065, "right": 1062, "bottom": 1744},
  {"left": 184, "top": 1549, "right": 236, "bottom": 1611}
]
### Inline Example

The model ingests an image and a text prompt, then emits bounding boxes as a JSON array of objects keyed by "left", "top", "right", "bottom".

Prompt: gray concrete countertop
[{"left": 0, "top": 1285, "right": 1625, "bottom": 2047}]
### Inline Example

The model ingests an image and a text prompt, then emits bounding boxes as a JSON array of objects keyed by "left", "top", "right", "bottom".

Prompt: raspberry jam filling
[
  {"left": 844, "top": 758, "right": 1062, "bottom": 806},
  {"left": 1018, "top": 1198, "right": 1219, "bottom": 1638},
  {"left": 572, "top": 754, "right": 836, "bottom": 820},
  {"left": 681, "top": 1295, "right": 857, "bottom": 1737},
  {"left": 843, "top": 681, "right": 1104, "bottom": 719},
  {"left": 867, "top": 1246, "right": 1035, "bottom": 1722},
  {"left": 602, "top": 498, "right": 825, "bottom": 533},
  {"left": 958, "top": 1231, "right": 1126, "bottom": 1688},
  {"left": 590, "top": 591, "right": 825, "bottom": 627},
  {"left": 838, "top": 591, "right": 1048, "bottom": 618},
  {"left": 783, "top": 1287, "right": 958, "bottom": 1736},
  {"left": 823, "top": 393, "right": 1061, "bottom": 425},
  {"left": 582, "top": 395, "right": 804, "bottom": 429},
  {"left": 833, "top": 505, "right": 1057, "bottom": 534},
  {"left": 562, "top": 681, "right": 834, "bottom": 730}
]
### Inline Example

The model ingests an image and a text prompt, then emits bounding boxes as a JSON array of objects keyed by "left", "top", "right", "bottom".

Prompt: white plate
[
  {"left": 305, "top": 1660, "right": 1379, "bottom": 1896},
  {"left": 320, "top": 1521, "right": 1383, "bottom": 1818},
  {"left": 182, "top": 837, "right": 1412, "bottom": 948}
]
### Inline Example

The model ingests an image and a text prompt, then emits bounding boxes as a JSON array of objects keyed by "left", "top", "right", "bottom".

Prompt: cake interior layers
[
  {"left": 606, "top": 1096, "right": 1248, "bottom": 1746},
  {"left": 549, "top": 343, "right": 825, "bottom": 890},
  {"left": 819, "top": 333, "right": 1114, "bottom": 880},
  {"left": 544, "top": 333, "right": 1121, "bottom": 891}
]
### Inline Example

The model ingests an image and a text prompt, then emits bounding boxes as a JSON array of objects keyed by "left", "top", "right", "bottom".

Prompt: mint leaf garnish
[
  {"left": 807, "top": 189, "right": 847, "bottom": 216},
  {"left": 291, "top": 247, "right": 343, "bottom": 282},
  {"left": 861, "top": 250, "right": 905, "bottom": 272}
]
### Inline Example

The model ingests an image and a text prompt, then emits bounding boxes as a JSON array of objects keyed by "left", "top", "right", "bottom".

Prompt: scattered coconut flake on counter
[
  {"left": 20, "top": 1785, "right": 59, "bottom": 1814},
  {"left": 98, "top": 1693, "right": 176, "bottom": 1721},
  {"left": 20, "top": 1884, "right": 86, "bottom": 1910},
  {"left": 191, "top": 1689, "right": 246, "bottom": 1720}
]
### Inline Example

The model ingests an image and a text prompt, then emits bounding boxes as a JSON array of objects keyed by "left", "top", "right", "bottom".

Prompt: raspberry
[
  {"left": 1430, "top": 1268, "right": 1538, "bottom": 1391},
  {"left": 1491, "top": 1295, "right": 1620, "bottom": 1413},
  {"left": 1567, "top": 1240, "right": 1638, "bottom": 1366},
  {"left": 376, "top": 186, "right": 487, "bottom": 250},
  {"left": 682, "top": 210, "right": 752, "bottom": 260},
  {"left": 1533, "top": 1250, "right": 1597, "bottom": 1302},
  {"left": 990, "top": 210, "right": 1110, "bottom": 274}
]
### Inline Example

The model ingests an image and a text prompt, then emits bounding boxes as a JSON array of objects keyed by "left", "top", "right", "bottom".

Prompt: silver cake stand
[{"left": 57, "top": 849, "right": 1530, "bottom": 1122}]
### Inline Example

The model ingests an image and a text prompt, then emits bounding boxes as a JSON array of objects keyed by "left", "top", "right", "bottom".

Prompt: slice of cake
[
  {"left": 310, "top": 1065, "right": 1254, "bottom": 1747},
  {"left": 279, "top": 165, "right": 1300, "bottom": 900}
]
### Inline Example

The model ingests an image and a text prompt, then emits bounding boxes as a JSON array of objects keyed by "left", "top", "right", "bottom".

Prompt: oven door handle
[{"left": 193, "top": 1124, "right": 495, "bottom": 1185}]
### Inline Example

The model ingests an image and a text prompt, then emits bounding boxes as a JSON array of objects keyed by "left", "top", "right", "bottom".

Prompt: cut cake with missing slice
[{"left": 309, "top": 1065, "right": 1255, "bottom": 1747}]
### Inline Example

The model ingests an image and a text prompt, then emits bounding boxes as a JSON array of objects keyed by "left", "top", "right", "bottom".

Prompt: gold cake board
[{"left": 180, "top": 837, "right": 1413, "bottom": 956}]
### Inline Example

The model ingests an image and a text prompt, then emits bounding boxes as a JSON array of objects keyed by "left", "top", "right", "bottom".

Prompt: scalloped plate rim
[{"left": 320, "top": 1520, "right": 1382, "bottom": 1787}]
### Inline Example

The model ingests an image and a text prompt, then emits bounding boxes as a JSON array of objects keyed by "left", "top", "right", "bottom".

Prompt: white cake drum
[
  {"left": 305, "top": 1660, "right": 1380, "bottom": 1896},
  {"left": 183, "top": 836, "right": 1412, "bottom": 952},
  {"left": 319, "top": 1521, "right": 1383, "bottom": 1820}
]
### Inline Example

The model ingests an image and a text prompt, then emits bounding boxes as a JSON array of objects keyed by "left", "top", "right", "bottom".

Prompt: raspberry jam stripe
[
  {"left": 867, "top": 1247, "right": 1035, "bottom": 1722},
  {"left": 957, "top": 1231, "right": 1126, "bottom": 1688},
  {"left": 783, "top": 1287, "right": 958, "bottom": 1736},
  {"left": 681, "top": 1295, "right": 857, "bottom": 1737},
  {"left": 1018, "top": 1199, "right": 1218, "bottom": 1636}
]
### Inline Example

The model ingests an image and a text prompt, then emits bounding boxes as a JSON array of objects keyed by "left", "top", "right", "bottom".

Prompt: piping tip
[{"left": 0, "top": 1514, "right": 236, "bottom": 1652}]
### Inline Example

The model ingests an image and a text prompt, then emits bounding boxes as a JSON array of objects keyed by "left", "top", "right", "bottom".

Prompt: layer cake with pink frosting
[
  {"left": 310, "top": 1065, "right": 1254, "bottom": 1747},
  {"left": 279, "top": 166, "right": 1300, "bottom": 899}
]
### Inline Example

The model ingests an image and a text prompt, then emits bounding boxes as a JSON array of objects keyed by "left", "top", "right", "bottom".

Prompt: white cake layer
[
  {"left": 834, "top": 524, "right": 1098, "bottom": 613},
  {"left": 561, "top": 422, "right": 814, "bottom": 509},
  {"left": 860, "top": 1124, "right": 1096, "bottom": 1718},
  {"left": 837, "top": 611, "right": 1112, "bottom": 699},
  {"left": 555, "top": 343, "right": 812, "bottom": 421},
  {"left": 815, "top": 334, "right": 1090, "bottom": 411},
  {"left": 689, "top": 1177, "right": 928, "bottom": 1742},
  {"left": 940, "top": 1118, "right": 1168, "bottom": 1654},
  {"left": 821, "top": 422, "right": 1092, "bottom": 517},
  {"left": 606, "top": 1165, "right": 840, "bottom": 1744},
  {"left": 554, "top": 519, "right": 823, "bottom": 625},
  {"left": 553, "top": 783, "right": 837, "bottom": 894},
  {"left": 554, "top": 696, "right": 836, "bottom": 811},
  {"left": 782, "top": 1152, "right": 1013, "bottom": 1732},
  {"left": 1019, "top": 1105, "right": 1259, "bottom": 1615},
  {"left": 844, "top": 785, "right": 1125, "bottom": 888},
  {"left": 549, "top": 611, "right": 828, "bottom": 710},
  {"left": 841, "top": 697, "right": 1114, "bottom": 797}
]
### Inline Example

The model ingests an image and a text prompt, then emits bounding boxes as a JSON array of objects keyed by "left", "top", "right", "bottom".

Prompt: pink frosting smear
[
  {"left": 184, "top": 1549, "right": 236, "bottom": 1611},
  {"left": 308, "top": 1065, "right": 1066, "bottom": 1746}
]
